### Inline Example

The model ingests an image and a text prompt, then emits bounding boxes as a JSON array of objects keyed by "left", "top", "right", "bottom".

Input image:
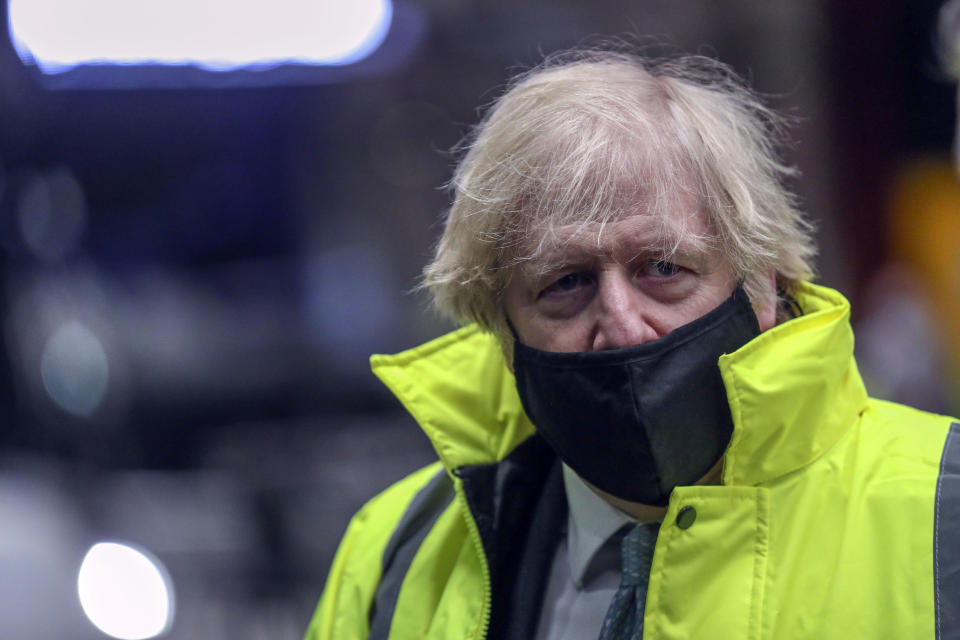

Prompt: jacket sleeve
[{"left": 303, "top": 461, "right": 446, "bottom": 640}]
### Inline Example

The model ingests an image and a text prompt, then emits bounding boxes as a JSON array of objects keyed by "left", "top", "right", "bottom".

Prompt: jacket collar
[
  {"left": 371, "top": 282, "right": 868, "bottom": 486},
  {"left": 719, "top": 281, "right": 869, "bottom": 486},
  {"left": 370, "top": 325, "right": 534, "bottom": 472}
]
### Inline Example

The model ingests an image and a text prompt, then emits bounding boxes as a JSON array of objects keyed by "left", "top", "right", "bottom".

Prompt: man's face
[{"left": 503, "top": 209, "right": 777, "bottom": 353}]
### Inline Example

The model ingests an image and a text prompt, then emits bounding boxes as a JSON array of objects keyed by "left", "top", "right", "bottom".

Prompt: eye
[
  {"left": 643, "top": 260, "right": 682, "bottom": 278},
  {"left": 540, "top": 271, "right": 594, "bottom": 297}
]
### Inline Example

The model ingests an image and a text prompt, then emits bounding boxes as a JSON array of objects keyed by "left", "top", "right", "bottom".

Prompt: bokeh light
[
  {"left": 16, "top": 168, "right": 87, "bottom": 263},
  {"left": 9, "top": 0, "right": 393, "bottom": 72},
  {"left": 306, "top": 244, "right": 394, "bottom": 361},
  {"left": 77, "top": 542, "right": 174, "bottom": 640},
  {"left": 40, "top": 321, "right": 110, "bottom": 417}
]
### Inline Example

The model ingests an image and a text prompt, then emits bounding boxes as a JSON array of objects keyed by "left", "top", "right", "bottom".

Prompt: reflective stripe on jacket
[{"left": 305, "top": 282, "right": 960, "bottom": 640}]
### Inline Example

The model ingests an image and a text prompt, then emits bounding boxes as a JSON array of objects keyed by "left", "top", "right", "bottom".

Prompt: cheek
[
  {"left": 659, "top": 283, "right": 732, "bottom": 331},
  {"left": 503, "top": 278, "right": 595, "bottom": 352},
  {"left": 502, "top": 281, "right": 530, "bottom": 338},
  {"left": 520, "top": 316, "right": 593, "bottom": 352}
]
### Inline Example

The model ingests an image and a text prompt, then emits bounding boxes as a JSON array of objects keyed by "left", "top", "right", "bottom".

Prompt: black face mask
[{"left": 512, "top": 286, "right": 760, "bottom": 506}]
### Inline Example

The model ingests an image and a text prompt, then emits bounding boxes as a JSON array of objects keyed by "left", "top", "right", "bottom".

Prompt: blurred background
[{"left": 0, "top": 0, "right": 957, "bottom": 638}]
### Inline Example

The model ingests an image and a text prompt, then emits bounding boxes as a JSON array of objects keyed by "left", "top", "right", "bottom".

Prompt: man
[{"left": 305, "top": 49, "right": 960, "bottom": 640}]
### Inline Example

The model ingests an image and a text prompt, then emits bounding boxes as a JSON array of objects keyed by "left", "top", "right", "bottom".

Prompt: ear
[{"left": 755, "top": 269, "right": 778, "bottom": 332}]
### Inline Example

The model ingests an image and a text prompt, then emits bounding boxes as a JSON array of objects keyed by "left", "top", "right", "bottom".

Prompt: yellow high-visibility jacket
[{"left": 305, "top": 282, "right": 960, "bottom": 640}]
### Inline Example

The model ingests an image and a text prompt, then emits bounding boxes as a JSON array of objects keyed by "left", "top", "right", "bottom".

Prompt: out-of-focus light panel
[
  {"left": 77, "top": 542, "right": 174, "bottom": 640},
  {"left": 40, "top": 321, "right": 109, "bottom": 417},
  {"left": 8, "top": 0, "right": 393, "bottom": 73},
  {"left": 16, "top": 168, "right": 87, "bottom": 263}
]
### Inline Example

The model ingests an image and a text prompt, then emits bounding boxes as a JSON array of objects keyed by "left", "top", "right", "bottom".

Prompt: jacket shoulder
[
  {"left": 304, "top": 460, "right": 448, "bottom": 640},
  {"left": 866, "top": 396, "right": 956, "bottom": 432},
  {"left": 862, "top": 396, "right": 957, "bottom": 461}
]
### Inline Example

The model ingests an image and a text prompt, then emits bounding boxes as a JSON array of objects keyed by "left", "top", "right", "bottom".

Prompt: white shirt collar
[{"left": 561, "top": 464, "right": 636, "bottom": 588}]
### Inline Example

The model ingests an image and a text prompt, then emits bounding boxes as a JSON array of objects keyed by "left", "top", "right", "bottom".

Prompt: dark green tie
[{"left": 598, "top": 523, "right": 658, "bottom": 640}]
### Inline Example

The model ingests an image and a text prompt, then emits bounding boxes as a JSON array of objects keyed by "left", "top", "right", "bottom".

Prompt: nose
[{"left": 590, "top": 270, "right": 658, "bottom": 351}]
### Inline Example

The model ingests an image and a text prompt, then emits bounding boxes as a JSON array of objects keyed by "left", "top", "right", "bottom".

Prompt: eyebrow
[{"left": 516, "top": 231, "right": 709, "bottom": 283}]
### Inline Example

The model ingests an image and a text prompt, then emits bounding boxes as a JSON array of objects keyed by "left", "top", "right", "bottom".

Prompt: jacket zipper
[{"left": 453, "top": 475, "right": 492, "bottom": 639}]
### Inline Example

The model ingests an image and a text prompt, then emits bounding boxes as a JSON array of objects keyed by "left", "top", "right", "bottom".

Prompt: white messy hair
[{"left": 422, "top": 47, "right": 817, "bottom": 341}]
